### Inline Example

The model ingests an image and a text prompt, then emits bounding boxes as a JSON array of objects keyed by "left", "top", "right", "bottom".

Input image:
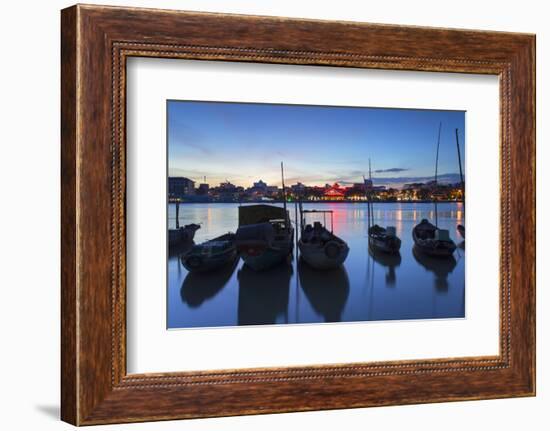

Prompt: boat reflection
[
  {"left": 412, "top": 246, "right": 457, "bottom": 290},
  {"left": 237, "top": 262, "right": 292, "bottom": 325},
  {"left": 298, "top": 260, "right": 350, "bottom": 322},
  {"left": 180, "top": 258, "right": 238, "bottom": 308},
  {"left": 368, "top": 249, "right": 401, "bottom": 286}
]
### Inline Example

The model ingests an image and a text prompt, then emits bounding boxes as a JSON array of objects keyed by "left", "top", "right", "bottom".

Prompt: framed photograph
[{"left": 61, "top": 4, "right": 535, "bottom": 425}]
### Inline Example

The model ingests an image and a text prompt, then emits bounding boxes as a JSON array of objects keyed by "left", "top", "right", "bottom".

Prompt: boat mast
[
  {"left": 175, "top": 201, "right": 180, "bottom": 229},
  {"left": 369, "top": 159, "right": 374, "bottom": 228},
  {"left": 434, "top": 122, "right": 442, "bottom": 228},
  {"left": 363, "top": 174, "right": 370, "bottom": 230},
  {"left": 281, "top": 161, "right": 288, "bottom": 229},
  {"left": 455, "top": 128, "right": 465, "bottom": 200}
]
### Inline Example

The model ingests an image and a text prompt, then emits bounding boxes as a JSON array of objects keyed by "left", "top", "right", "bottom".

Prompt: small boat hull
[
  {"left": 182, "top": 248, "right": 238, "bottom": 272},
  {"left": 239, "top": 243, "right": 293, "bottom": 271},
  {"left": 369, "top": 235, "right": 401, "bottom": 254},
  {"left": 236, "top": 220, "right": 294, "bottom": 271},
  {"left": 182, "top": 233, "right": 238, "bottom": 273},
  {"left": 412, "top": 219, "right": 456, "bottom": 258},
  {"left": 413, "top": 242, "right": 456, "bottom": 257},
  {"left": 299, "top": 240, "right": 349, "bottom": 270},
  {"left": 368, "top": 225, "right": 401, "bottom": 254}
]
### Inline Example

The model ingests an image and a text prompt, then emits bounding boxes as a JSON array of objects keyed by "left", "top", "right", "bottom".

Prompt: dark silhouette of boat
[
  {"left": 413, "top": 219, "right": 456, "bottom": 257},
  {"left": 365, "top": 160, "right": 401, "bottom": 254},
  {"left": 168, "top": 200, "right": 200, "bottom": 248},
  {"left": 236, "top": 164, "right": 294, "bottom": 271},
  {"left": 412, "top": 122, "right": 456, "bottom": 257},
  {"left": 237, "top": 263, "right": 292, "bottom": 325},
  {"left": 298, "top": 208, "right": 349, "bottom": 270},
  {"left": 236, "top": 205, "right": 294, "bottom": 271},
  {"left": 368, "top": 224, "right": 402, "bottom": 254},
  {"left": 412, "top": 245, "right": 457, "bottom": 290},
  {"left": 298, "top": 260, "right": 350, "bottom": 322},
  {"left": 168, "top": 237, "right": 195, "bottom": 258},
  {"left": 180, "top": 258, "right": 238, "bottom": 307},
  {"left": 369, "top": 248, "right": 401, "bottom": 286},
  {"left": 181, "top": 233, "right": 238, "bottom": 273},
  {"left": 169, "top": 223, "right": 200, "bottom": 248}
]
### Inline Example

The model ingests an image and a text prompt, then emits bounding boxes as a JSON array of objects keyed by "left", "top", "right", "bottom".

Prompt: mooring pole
[{"left": 175, "top": 201, "right": 180, "bottom": 229}]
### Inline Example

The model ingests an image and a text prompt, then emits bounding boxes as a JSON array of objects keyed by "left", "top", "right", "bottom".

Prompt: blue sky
[{"left": 168, "top": 100, "right": 465, "bottom": 189}]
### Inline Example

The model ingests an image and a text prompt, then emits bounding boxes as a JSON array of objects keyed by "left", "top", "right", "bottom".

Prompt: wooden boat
[
  {"left": 412, "top": 122, "right": 456, "bottom": 257},
  {"left": 235, "top": 205, "right": 294, "bottom": 271},
  {"left": 368, "top": 224, "right": 402, "bottom": 254},
  {"left": 298, "top": 208, "right": 349, "bottom": 270},
  {"left": 236, "top": 163, "right": 294, "bottom": 272},
  {"left": 168, "top": 223, "right": 200, "bottom": 248},
  {"left": 365, "top": 160, "right": 401, "bottom": 254},
  {"left": 412, "top": 219, "right": 456, "bottom": 257},
  {"left": 168, "top": 201, "right": 200, "bottom": 247},
  {"left": 181, "top": 233, "right": 238, "bottom": 273}
]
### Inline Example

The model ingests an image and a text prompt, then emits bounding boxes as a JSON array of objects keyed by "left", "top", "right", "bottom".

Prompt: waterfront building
[
  {"left": 323, "top": 183, "right": 347, "bottom": 200},
  {"left": 247, "top": 180, "right": 279, "bottom": 200},
  {"left": 345, "top": 183, "right": 368, "bottom": 201},
  {"left": 213, "top": 181, "right": 243, "bottom": 202},
  {"left": 168, "top": 177, "right": 195, "bottom": 198},
  {"left": 291, "top": 182, "right": 306, "bottom": 193},
  {"left": 252, "top": 179, "right": 268, "bottom": 191},
  {"left": 197, "top": 183, "right": 209, "bottom": 195}
]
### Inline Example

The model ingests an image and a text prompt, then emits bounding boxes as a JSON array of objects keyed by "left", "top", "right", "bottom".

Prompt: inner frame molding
[
  {"left": 61, "top": 4, "right": 534, "bottom": 425},
  {"left": 117, "top": 45, "right": 509, "bottom": 382}
]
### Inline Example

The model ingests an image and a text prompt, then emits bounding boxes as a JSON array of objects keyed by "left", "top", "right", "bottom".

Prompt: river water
[{"left": 167, "top": 202, "right": 465, "bottom": 329}]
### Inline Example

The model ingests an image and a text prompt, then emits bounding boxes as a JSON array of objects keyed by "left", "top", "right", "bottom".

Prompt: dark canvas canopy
[
  {"left": 238, "top": 204, "right": 288, "bottom": 226},
  {"left": 235, "top": 222, "right": 275, "bottom": 245}
]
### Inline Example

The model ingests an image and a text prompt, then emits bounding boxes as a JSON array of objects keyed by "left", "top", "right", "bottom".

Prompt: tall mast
[
  {"left": 369, "top": 157, "right": 374, "bottom": 226},
  {"left": 455, "top": 128, "right": 465, "bottom": 198},
  {"left": 369, "top": 159, "right": 374, "bottom": 229},
  {"left": 434, "top": 122, "right": 442, "bottom": 227},
  {"left": 280, "top": 162, "right": 288, "bottom": 228},
  {"left": 364, "top": 174, "right": 370, "bottom": 230},
  {"left": 435, "top": 122, "right": 442, "bottom": 185}
]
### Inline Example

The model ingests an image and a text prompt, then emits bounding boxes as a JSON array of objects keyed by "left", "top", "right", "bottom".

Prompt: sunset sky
[{"left": 167, "top": 100, "right": 465, "bottom": 189}]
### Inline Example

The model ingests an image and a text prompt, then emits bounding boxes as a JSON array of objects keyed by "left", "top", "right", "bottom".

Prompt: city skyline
[{"left": 168, "top": 100, "right": 465, "bottom": 189}]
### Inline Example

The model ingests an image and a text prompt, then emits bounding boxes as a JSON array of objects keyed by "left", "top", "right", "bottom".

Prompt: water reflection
[
  {"left": 298, "top": 260, "right": 350, "bottom": 322},
  {"left": 368, "top": 249, "right": 401, "bottom": 286},
  {"left": 180, "top": 258, "right": 238, "bottom": 307},
  {"left": 237, "top": 263, "right": 292, "bottom": 325},
  {"left": 168, "top": 202, "right": 465, "bottom": 328},
  {"left": 412, "top": 246, "right": 457, "bottom": 290}
]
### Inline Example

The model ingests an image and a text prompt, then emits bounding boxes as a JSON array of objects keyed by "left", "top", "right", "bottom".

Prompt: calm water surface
[{"left": 167, "top": 202, "right": 465, "bottom": 329}]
